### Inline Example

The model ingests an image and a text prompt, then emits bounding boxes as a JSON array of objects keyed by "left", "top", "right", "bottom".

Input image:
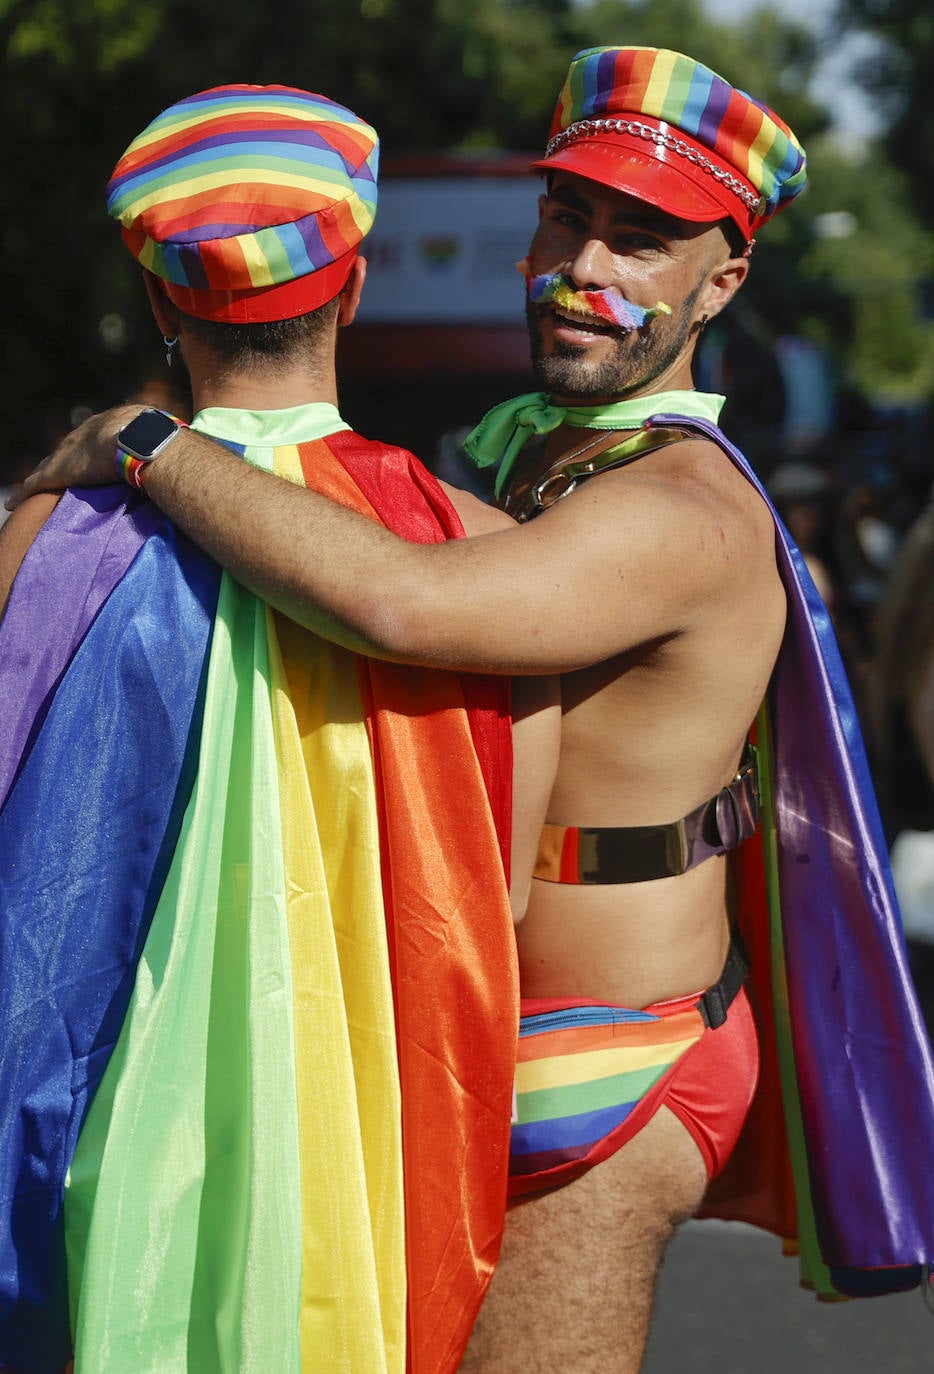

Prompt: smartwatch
[{"left": 115, "top": 407, "right": 186, "bottom": 488}]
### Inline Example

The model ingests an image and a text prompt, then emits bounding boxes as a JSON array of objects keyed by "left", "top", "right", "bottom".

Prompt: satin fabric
[
  {"left": 643, "top": 416, "right": 934, "bottom": 1295},
  {"left": 0, "top": 503, "right": 218, "bottom": 1374},
  {"left": 0, "top": 486, "right": 163, "bottom": 806},
  {"left": 0, "top": 411, "right": 515, "bottom": 1373}
]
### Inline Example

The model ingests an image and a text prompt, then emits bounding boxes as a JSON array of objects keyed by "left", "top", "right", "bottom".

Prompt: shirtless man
[{"left": 16, "top": 45, "right": 934, "bottom": 1374}]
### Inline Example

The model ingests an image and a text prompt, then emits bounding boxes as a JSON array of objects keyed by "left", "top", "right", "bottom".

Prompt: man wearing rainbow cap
[
  {"left": 11, "top": 46, "right": 934, "bottom": 1372},
  {"left": 0, "top": 86, "right": 556, "bottom": 1373}
]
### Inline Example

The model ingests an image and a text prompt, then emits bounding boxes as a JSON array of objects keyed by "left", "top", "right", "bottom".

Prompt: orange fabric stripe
[
  {"left": 295, "top": 435, "right": 517, "bottom": 1374},
  {"left": 516, "top": 1013, "right": 701, "bottom": 1061}
]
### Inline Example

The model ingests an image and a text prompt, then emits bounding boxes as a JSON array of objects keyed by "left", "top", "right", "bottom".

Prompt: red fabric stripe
[
  {"left": 144, "top": 188, "right": 335, "bottom": 238},
  {"left": 700, "top": 829, "right": 797, "bottom": 1239}
]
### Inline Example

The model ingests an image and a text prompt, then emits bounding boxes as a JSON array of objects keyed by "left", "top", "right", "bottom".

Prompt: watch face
[{"left": 117, "top": 408, "right": 179, "bottom": 460}]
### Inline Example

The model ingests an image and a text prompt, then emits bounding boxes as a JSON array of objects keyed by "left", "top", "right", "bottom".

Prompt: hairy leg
[{"left": 459, "top": 1106, "right": 708, "bottom": 1373}]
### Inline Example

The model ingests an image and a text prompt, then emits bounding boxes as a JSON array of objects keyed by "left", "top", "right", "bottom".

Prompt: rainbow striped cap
[
  {"left": 107, "top": 85, "right": 379, "bottom": 323},
  {"left": 534, "top": 47, "right": 807, "bottom": 237}
]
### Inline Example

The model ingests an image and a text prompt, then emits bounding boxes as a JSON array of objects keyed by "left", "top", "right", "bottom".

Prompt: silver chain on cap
[{"left": 544, "top": 118, "right": 769, "bottom": 219}]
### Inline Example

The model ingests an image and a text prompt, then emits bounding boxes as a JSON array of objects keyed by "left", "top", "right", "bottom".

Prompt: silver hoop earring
[{"left": 163, "top": 335, "right": 179, "bottom": 368}]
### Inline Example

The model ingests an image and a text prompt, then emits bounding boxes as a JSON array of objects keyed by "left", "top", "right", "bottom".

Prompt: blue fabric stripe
[
  {"left": 518, "top": 1004, "right": 656, "bottom": 1037},
  {"left": 0, "top": 523, "right": 218, "bottom": 1372},
  {"left": 511, "top": 1098, "right": 637, "bottom": 1156},
  {"left": 681, "top": 64, "right": 715, "bottom": 139}
]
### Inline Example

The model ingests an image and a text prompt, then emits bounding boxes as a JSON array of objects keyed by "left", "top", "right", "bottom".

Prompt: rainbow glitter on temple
[{"left": 519, "top": 260, "right": 671, "bottom": 332}]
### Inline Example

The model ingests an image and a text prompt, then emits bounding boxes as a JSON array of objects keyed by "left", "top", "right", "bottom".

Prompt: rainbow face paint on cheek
[{"left": 518, "top": 260, "right": 672, "bottom": 332}]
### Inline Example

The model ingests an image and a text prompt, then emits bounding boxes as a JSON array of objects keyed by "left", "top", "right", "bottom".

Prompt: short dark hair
[{"left": 177, "top": 294, "right": 341, "bottom": 370}]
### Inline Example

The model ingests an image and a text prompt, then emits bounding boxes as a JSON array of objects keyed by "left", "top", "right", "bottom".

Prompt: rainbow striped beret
[
  {"left": 535, "top": 47, "right": 807, "bottom": 236},
  {"left": 107, "top": 85, "right": 379, "bottom": 323}
]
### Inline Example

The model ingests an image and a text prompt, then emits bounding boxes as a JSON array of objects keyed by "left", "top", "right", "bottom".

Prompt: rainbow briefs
[{"left": 510, "top": 995, "right": 706, "bottom": 1196}]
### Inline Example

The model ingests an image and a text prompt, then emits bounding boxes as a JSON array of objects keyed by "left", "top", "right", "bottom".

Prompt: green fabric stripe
[
  {"left": 262, "top": 225, "right": 296, "bottom": 281},
  {"left": 66, "top": 575, "right": 303, "bottom": 1371},
  {"left": 517, "top": 1057, "right": 685, "bottom": 1124},
  {"left": 668, "top": 52, "right": 698, "bottom": 118},
  {"left": 756, "top": 702, "right": 835, "bottom": 1297}
]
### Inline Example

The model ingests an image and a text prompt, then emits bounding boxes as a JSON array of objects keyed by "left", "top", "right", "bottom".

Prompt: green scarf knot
[{"left": 464, "top": 389, "right": 726, "bottom": 498}]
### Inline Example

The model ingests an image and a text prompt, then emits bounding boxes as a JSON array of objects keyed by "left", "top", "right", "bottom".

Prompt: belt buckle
[{"left": 713, "top": 760, "right": 760, "bottom": 850}]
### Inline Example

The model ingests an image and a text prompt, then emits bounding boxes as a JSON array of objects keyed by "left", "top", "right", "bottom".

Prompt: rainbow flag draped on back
[
  {"left": 638, "top": 415, "right": 934, "bottom": 1297},
  {"left": 0, "top": 405, "right": 516, "bottom": 1374}
]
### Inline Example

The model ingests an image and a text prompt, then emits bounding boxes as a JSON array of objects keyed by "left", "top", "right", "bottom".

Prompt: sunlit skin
[{"left": 526, "top": 172, "right": 746, "bottom": 405}]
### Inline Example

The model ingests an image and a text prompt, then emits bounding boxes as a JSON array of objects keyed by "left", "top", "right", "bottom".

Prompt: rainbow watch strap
[{"left": 114, "top": 411, "right": 188, "bottom": 488}]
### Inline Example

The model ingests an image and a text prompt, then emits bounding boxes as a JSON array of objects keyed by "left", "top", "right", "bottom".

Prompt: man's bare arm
[{"left": 10, "top": 407, "right": 757, "bottom": 674}]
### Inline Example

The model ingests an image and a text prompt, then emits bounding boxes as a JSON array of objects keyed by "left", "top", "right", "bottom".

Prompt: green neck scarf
[{"left": 464, "top": 388, "right": 725, "bottom": 497}]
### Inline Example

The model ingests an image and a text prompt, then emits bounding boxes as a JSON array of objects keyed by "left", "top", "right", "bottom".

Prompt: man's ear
[
  {"left": 698, "top": 255, "right": 749, "bottom": 325},
  {"left": 337, "top": 255, "right": 367, "bottom": 327},
  {"left": 142, "top": 270, "right": 181, "bottom": 339}
]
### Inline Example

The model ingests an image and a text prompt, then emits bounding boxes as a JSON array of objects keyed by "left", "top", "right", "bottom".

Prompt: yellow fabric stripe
[
  {"left": 644, "top": 48, "right": 679, "bottom": 121},
  {"left": 745, "top": 115, "right": 779, "bottom": 192},
  {"left": 267, "top": 440, "right": 405, "bottom": 1374},
  {"left": 275, "top": 444, "right": 305, "bottom": 485},
  {"left": 516, "top": 1031, "right": 702, "bottom": 1094}
]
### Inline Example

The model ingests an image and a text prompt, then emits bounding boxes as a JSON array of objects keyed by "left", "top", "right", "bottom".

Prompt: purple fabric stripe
[
  {"left": 175, "top": 240, "right": 210, "bottom": 289},
  {"left": 652, "top": 414, "right": 934, "bottom": 1270},
  {"left": 592, "top": 49, "right": 620, "bottom": 116},
  {"left": 293, "top": 210, "right": 331, "bottom": 269},
  {"left": 695, "top": 77, "right": 732, "bottom": 152},
  {"left": 0, "top": 487, "right": 157, "bottom": 810}
]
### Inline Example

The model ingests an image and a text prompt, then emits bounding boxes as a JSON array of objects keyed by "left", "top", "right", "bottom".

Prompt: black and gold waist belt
[{"left": 534, "top": 751, "right": 760, "bottom": 885}]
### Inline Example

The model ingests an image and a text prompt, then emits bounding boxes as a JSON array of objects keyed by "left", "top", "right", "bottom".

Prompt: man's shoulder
[
  {"left": 541, "top": 430, "right": 778, "bottom": 613},
  {"left": 0, "top": 491, "right": 61, "bottom": 620},
  {"left": 563, "top": 428, "right": 759, "bottom": 519}
]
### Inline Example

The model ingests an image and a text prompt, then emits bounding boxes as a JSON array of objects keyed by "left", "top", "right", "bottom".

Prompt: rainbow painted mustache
[{"left": 519, "top": 261, "right": 671, "bottom": 332}]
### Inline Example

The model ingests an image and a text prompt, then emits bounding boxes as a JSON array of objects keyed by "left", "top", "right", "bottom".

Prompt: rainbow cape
[
  {"left": 0, "top": 409, "right": 516, "bottom": 1373},
  {"left": 634, "top": 415, "right": 934, "bottom": 1298}
]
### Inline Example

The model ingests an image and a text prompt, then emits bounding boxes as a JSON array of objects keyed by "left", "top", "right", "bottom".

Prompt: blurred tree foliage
[
  {"left": 0, "top": 0, "right": 930, "bottom": 479},
  {"left": 834, "top": 0, "right": 934, "bottom": 223}
]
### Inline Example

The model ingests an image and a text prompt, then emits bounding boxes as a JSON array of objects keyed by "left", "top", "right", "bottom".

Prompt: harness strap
[
  {"left": 534, "top": 749, "right": 760, "bottom": 885},
  {"left": 696, "top": 937, "right": 749, "bottom": 1029},
  {"left": 497, "top": 422, "right": 698, "bottom": 522}
]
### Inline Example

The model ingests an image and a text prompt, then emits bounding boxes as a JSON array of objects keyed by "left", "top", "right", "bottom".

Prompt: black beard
[{"left": 526, "top": 290, "right": 700, "bottom": 401}]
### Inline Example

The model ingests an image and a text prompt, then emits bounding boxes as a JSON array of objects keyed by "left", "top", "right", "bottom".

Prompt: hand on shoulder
[{"left": 4, "top": 404, "right": 145, "bottom": 513}]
